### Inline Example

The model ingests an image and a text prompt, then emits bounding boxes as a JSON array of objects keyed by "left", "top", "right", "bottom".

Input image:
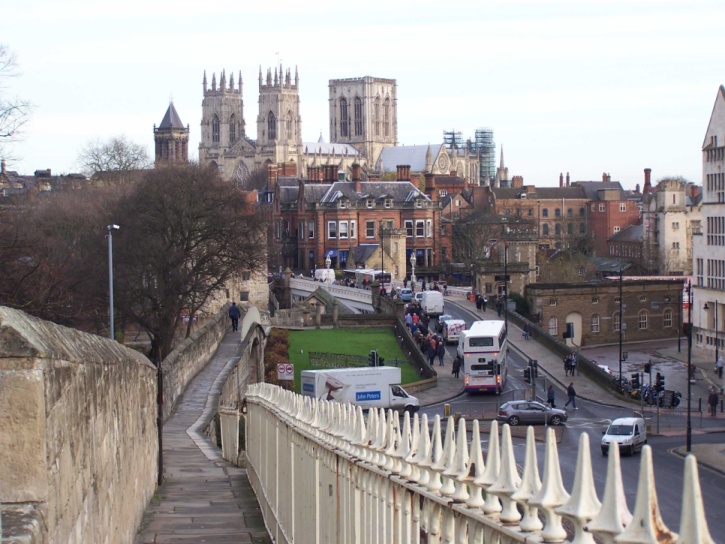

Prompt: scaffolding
[
  {"left": 443, "top": 130, "right": 465, "bottom": 151},
  {"left": 474, "top": 128, "right": 496, "bottom": 183}
]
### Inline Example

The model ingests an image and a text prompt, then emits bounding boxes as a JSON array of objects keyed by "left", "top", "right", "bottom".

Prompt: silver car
[{"left": 497, "top": 400, "right": 568, "bottom": 426}]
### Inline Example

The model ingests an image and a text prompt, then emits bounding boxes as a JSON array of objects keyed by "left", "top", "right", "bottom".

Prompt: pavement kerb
[{"left": 670, "top": 439, "right": 725, "bottom": 478}]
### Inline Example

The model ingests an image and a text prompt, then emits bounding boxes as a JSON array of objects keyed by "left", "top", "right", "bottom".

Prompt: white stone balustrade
[{"left": 244, "top": 383, "right": 713, "bottom": 544}]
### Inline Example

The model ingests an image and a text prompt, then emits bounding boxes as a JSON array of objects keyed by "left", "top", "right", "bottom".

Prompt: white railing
[{"left": 245, "top": 384, "right": 713, "bottom": 544}]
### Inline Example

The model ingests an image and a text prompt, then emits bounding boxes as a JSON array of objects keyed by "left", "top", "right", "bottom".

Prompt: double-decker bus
[{"left": 457, "top": 320, "right": 508, "bottom": 394}]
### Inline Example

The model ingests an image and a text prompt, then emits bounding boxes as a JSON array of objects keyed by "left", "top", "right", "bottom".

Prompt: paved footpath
[{"left": 135, "top": 331, "right": 271, "bottom": 544}]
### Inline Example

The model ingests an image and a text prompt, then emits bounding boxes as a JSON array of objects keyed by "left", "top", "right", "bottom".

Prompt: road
[{"left": 422, "top": 300, "right": 725, "bottom": 535}]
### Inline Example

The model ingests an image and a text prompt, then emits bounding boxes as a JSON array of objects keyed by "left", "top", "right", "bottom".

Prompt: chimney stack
[
  {"left": 1, "top": 159, "right": 5, "bottom": 175},
  {"left": 635, "top": 183, "right": 641, "bottom": 193},
  {"left": 267, "top": 163, "right": 278, "bottom": 189},
  {"left": 352, "top": 162, "right": 361, "bottom": 192},
  {"left": 643, "top": 168, "right": 652, "bottom": 194},
  {"left": 396, "top": 165, "right": 405, "bottom": 181},
  {"left": 566, "top": 172, "right": 570, "bottom": 186},
  {"left": 424, "top": 173, "right": 437, "bottom": 202},
  {"left": 559, "top": 173, "right": 563, "bottom": 187}
]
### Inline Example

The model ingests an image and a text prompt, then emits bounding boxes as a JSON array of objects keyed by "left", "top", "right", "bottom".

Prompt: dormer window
[
  {"left": 366, "top": 199, "right": 374, "bottom": 209},
  {"left": 416, "top": 200, "right": 423, "bottom": 208},
  {"left": 384, "top": 198, "right": 393, "bottom": 208},
  {"left": 339, "top": 199, "right": 347, "bottom": 209}
]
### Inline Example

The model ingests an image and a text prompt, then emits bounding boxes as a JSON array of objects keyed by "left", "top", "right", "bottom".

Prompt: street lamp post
[
  {"left": 618, "top": 267, "right": 624, "bottom": 386},
  {"left": 503, "top": 242, "right": 509, "bottom": 334},
  {"left": 704, "top": 301, "right": 719, "bottom": 373},
  {"left": 686, "top": 281, "right": 692, "bottom": 452},
  {"left": 107, "top": 224, "right": 120, "bottom": 340},
  {"left": 410, "top": 252, "right": 416, "bottom": 286}
]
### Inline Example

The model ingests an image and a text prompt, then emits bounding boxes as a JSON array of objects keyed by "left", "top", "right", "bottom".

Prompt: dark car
[{"left": 496, "top": 400, "right": 568, "bottom": 426}]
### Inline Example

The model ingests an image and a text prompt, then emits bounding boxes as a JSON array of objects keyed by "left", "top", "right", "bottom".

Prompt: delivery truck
[
  {"left": 420, "top": 290, "right": 444, "bottom": 317},
  {"left": 300, "top": 366, "right": 420, "bottom": 413}
]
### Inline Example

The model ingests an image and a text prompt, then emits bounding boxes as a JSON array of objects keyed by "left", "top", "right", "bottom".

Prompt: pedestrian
[
  {"left": 482, "top": 295, "right": 487, "bottom": 312},
  {"left": 523, "top": 321, "right": 531, "bottom": 340},
  {"left": 427, "top": 337, "right": 438, "bottom": 367},
  {"left": 708, "top": 387, "right": 719, "bottom": 416},
  {"left": 475, "top": 295, "right": 482, "bottom": 312},
  {"left": 716, "top": 354, "right": 724, "bottom": 379},
  {"left": 437, "top": 339, "right": 446, "bottom": 366},
  {"left": 405, "top": 312, "right": 413, "bottom": 329},
  {"left": 564, "top": 355, "right": 571, "bottom": 377},
  {"left": 547, "top": 385, "right": 556, "bottom": 408},
  {"left": 403, "top": 278, "right": 408, "bottom": 288},
  {"left": 569, "top": 351, "right": 577, "bottom": 376},
  {"left": 564, "top": 382, "right": 577, "bottom": 409},
  {"left": 452, "top": 355, "right": 462, "bottom": 378},
  {"left": 496, "top": 298, "right": 502, "bottom": 317},
  {"left": 444, "top": 284, "right": 449, "bottom": 296},
  {"left": 228, "top": 301, "right": 241, "bottom": 332}
]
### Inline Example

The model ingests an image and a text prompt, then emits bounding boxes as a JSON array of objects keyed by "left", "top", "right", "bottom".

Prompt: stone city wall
[{"left": 0, "top": 306, "right": 158, "bottom": 544}]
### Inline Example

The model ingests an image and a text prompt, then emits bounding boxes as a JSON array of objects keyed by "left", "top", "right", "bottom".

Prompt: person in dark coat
[
  {"left": 452, "top": 356, "right": 462, "bottom": 378},
  {"left": 437, "top": 340, "right": 446, "bottom": 366},
  {"left": 564, "top": 382, "right": 577, "bottom": 409},
  {"left": 228, "top": 302, "right": 241, "bottom": 332},
  {"left": 708, "top": 386, "right": 719, "bottom": 417},
  {"left": 547, "top": 385, "right": 556, "bottom": 408}
]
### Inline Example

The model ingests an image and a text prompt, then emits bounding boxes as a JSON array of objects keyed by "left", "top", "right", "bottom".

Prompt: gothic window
[
  {"left": 286, "top": 111, "right": 293, "bottom": 140},
  {"left": 340, "top": 98, "right": 349, "bottom": 137},
  {"left": 384, "top": 98, "right": 390, "bottom": 137},
  {"left": 354, "top": 97, "right": 363, "bottom": 136},
  {"left": 374, "top": 96, "right": 381, "bottom": 137},
  {"left": 212, "top": 114, "right": 220, "bottom": 143},
  {"left": 229, "top": 114, "right": 236, "bottom": 144},
  {"left": 267, "top": 111, "right": 276, "bottom": 141}
]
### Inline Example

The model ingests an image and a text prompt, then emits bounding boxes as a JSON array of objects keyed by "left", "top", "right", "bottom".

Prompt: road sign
[{"left": 277, "top": 363, "right": 294, "bottom": 381}]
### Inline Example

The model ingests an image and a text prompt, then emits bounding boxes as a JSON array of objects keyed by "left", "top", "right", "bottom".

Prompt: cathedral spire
[
  {"left": 220, "top": 70, "right": 227, "bottom": 93},
  {"left": 229, "top": 71, "right": 234, "bottom": 92},
  {"left": 499, "top": 145, "right": 504, "bottom": 169},
  {"left": 211, "top": 72, "right": 217, "bottom": 92},
  {"left": 274, "top": 67, "right": 278, "bottom": 86},
  {"left": 203, "top": 70, "right": 207, "bottom": 93},
  {"left": 259, "top": 66, "right": 263, "bottom": 89},
  {"left": 425, "top": 144, "right": 433, "bottom": 173},
  {"left": 295, "top": 65, "right": 299, "bottom": 88},
  {"left": 238, "top": 71, "right": 243, "bottom": 95}
]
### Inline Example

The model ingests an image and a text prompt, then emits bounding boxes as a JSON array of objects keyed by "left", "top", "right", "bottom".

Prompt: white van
[
  {"left": 601, "top": 417, "right": 647, "bottom": 456},
  {"left": 420, "top": 291, "right": 444, "bottom": 317},
  {"left": 314, "top": 268, "right": 335, "bottom": 283}
]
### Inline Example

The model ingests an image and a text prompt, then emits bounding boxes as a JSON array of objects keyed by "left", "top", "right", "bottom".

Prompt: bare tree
[
  {"left": 77, "top": 135, "right": 152, "bottom": 177},
  {"left": 111, "top": 163, "right": 267, "bottom": 361},
  {"left": 0, "top": 45, "right": 32, "bottom": 160}
]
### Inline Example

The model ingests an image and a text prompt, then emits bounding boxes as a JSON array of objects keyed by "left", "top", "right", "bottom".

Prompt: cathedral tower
[
  {"left": 256, "top": 64, "right": 303, "bottom": 171},
  {"left": 154, "top": 102, "right": 189, "bottom": 166},
  {"left": 199, "top": 70, "right": 246, "bottom": 172},
  {"left": 328, "top": 76, "right": 397, "bottom": 166}
]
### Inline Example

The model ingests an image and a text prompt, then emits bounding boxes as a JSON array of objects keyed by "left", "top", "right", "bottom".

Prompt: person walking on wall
[
  {"left": 564, "top": 382, "right": 577, "bottom": 409},
  {"left": 547, "top": 385, "right": 556, "bottom": 408},
  {"left": 523, "top": 321, "right": 531, "bottom": 340},
  {"left": 716, "top": 354, "right": 724, "bottom": 379},
  {"left": 228, "top": 302, "right": 241, "bottom": 332}
]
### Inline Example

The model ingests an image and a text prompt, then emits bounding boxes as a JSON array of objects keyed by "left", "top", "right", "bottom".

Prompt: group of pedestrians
[
  {"left": 563, "top": 351, "right": 577, "bottom": 376},
  {"left": 546, "top": 382, "right": 578, "bottom": 409}
]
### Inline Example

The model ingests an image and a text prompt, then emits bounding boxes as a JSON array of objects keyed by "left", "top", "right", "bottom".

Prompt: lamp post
[
  {"left": 618, "top": 266, "right": 624, "bottom": 387},
  {"left": 325, "top": 252, "right": 332, "bottom": 270},
  {"left": 107, "top": 224, "right": 120, "bottom": 340},
  {"left": 503, "top": 241, "right": 509, "bottom": 334},
  {"left": 380, "top": 221, "right": 385, "bottom": 281},
  {"left": 704, "top": 301, "right": 719, "bottom": 373},
  {"left": 410, "top": 252, "right": 417, "bottom": 286},
  {"left": 686, "top": 281, "right": 692, "bottom": 452}
]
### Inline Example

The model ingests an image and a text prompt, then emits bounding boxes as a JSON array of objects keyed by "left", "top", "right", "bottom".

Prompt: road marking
[{"left": 564, "top": 418, "right": 612, "bottom": 429}]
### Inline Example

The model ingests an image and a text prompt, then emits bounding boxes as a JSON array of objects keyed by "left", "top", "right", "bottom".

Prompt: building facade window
[
  {"left": 639, "top": 311, "right": 648, "bottom": 330},
  {"left": 591, "top": 314, "right": 600, "bottom": 333},
  {"left": 542, "top": 224, "right": 549, "bottom": 236},
  {"left": 542, "top": 208, "right": 549, "bottom": 218},
  {"left": 267, "top": 111, "right": 276, "bottom": 140},
  {"left": 620, "top": 203, "right": 627, "bottom": 212},
  {"left": 548, "top": 317, "right": 558, "bottom": 336},
  {"left": 405, "top": 220, "right": 413, "bottom": 237},
  {"left": 212, "top": 114, "right": 220, "bottom": 143},
  {"left": 339, "top": 221, "right": 348, "bottom": 239},
  {"left": 426, "top": 220, "right": 432, "bottom": 237},
  {"left": 374, "top": 96, "right": 380, "bottom": 137},
  {"left": 366, "top": 220, "right": 375, "bottom": 238},
  {"left": 663, "top": 308, "right": 673, "bottom": 328},
  {"left": 613, "top": 312, "right": 620, "bottom": 332},
  {"left": 580, "top": 223, "right": 586, "bottom": 234},
  {"left": 555, "top": 223, "right": 561, "bottom": 236},
  {"left": 354, "top": 97, "right": 363, "bottom": 136},
  {"left": 350, "top": 220, "right": 356, "bottom": 238},
  {"left": 229, "top": 114, "right": 236, "bottom": 143},
  {"left": 555, "top": 208, "right": 561, "bottom": 218},
  {"left": 549, "top": 299, "right": 558, "bottom": 306},
  {"left": 286, "top": 111, "right": 292, "bottom": 140},
  {"left": 568, "top": 222, "right": 574, "bottom": 235},
  {"left": 416, "top": 220, "right": 425, "bottom": 237},
  {"left": 599, "top": 203, "right": 606, "bottom": 212},
  {"left": 339, "top": 98, "right": 348, "bottom": 137},
  {"left": 613, "top": 226, "right": 620, "bottom": 233},
  {"left": 327, "top": 221, "right": 337, "bottom": 239},
  {"left": 308, "top": 221, "right": 315, "bottom": 239},
  {"left": 384, "top": 98, "right": 390, "bottom": 137},
  {"left": 592, "top": 296, "right": 599, "bottom": 304}
]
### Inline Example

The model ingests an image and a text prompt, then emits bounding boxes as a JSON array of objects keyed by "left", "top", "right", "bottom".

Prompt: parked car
[
  {"left": 399, "top": 288, "right": 413, "bottom": 302},
  {"left": 497, "top": 400, "right": 568, "bottom": 426},
  {"left": 601, "top": 417, "right": 647, "bottom": 456}
]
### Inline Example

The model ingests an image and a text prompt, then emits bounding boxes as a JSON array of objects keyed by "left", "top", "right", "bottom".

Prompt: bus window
[{"left": 469, "top": 337, "right": 494, "bottom": 347}]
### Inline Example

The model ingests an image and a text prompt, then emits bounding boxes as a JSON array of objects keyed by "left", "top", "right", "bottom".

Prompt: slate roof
[
  {"left": 493, "top": 186, "right": 587, "bottom": 200},
  {"left": 572, "top": 181, "right": 624, "bottom": 200},
  {"left": 608, "top": 224, "right": 643, "bottom": 243},
  {"left": 378, "top": 144, "right": 443, "bottom": 173},
  {"left": 158, "top": 103, "right": 186, "bottom": 130},
  {"left": 353, "top": 244, "right": 379, "bottom": 265},
  {"left": 303, "top": 138, "right": 360, "bottom": 156},
  {"left": 319, "top": 181, "right": 428, "bottom": 204}
]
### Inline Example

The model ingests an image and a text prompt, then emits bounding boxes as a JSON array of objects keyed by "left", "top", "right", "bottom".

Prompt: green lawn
[{"left": 287, "top": 328, "right": 419, "bottom": 393}]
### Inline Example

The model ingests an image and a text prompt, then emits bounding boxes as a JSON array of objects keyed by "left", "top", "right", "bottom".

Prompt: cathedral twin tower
[{"left": 193, "top": 65, "right": 397, "bottom": 184}]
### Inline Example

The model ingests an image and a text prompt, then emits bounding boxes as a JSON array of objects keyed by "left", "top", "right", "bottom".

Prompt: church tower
[
  {"left": 256, "top": 64, "right": 303, "bottom": 172},
  {"left": 199, "top": 69, "right": 246, "bottom": 172},
  {"left": 154, "top": 102, "right": 189, "bottom": 166},
  {"left": 328, "top": 76, "right": 397, "bottom": 166}
]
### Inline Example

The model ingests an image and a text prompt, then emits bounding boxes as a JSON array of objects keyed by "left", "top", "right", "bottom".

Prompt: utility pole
[
  {"left": 618, "top": 266, "right": 624, "bottom": 387},
  {"left": 686, "top": 280, "right": 692, "bottom": 452}
]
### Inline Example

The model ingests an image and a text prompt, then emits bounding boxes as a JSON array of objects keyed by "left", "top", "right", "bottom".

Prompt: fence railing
[{"left": 245, "top": 383, "right": 713, "bottom": 543}]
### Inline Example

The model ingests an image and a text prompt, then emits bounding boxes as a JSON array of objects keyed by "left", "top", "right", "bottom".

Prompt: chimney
[
  {"left": 424, "top": 173, "right": 437, "bottom": 202},
  {"left": 643, "top": 168, "right": 652, "bottom": 194},
  {"left": 405, "top": 165, "right": 411, "bottom": 181},
  {"left": 267, "top": 163, "right": 278, "bottom": 189},
  {"left": 352, "top": 162, "right": 361, "bottom": 192},
  {"left": 635, "top": 183, "right": 641, "bottom": 193},
  {"left": 511, "top": 175, "right": 524, "bottom": 188},
  {"left": 396, "top": 165, "right": 405, "bottom": 181},
  {"left": 566, "top": 172, "right": 570, "bottom": 186},
  {"left": 559, "top": 173, "right": 563, "bottom": 187},
  {"left": 1, "top": 159, "right": 5, "bottom": 175}
]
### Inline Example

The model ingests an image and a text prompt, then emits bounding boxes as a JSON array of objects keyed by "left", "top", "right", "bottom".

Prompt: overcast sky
[{"left": 3, "top": 0, "right": 724, "bottom": 189}]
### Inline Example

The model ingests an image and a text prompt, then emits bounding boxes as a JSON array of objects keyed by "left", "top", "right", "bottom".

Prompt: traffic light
[
  {"left": 368, "top": 350, "right": 378, "bottom": 366},
  {"left": 659, "top": 374, "right": 665, "bottom": 391},
  {"left": 631, "top": 373, "right": 640, "bottom": 389},
  {"left": 378, "top": 355, "right": 385, "bottom": 366},
  {"left": 644, "top": 362, "right": 651, "bottom": 374},
  {"left": 530, "top": 360, "right": 539, "bottom": 378},
  {"left": 524, "top": 367, "right": 531, "bottom": 383},
  {"left": 655, "top": 372, "right": 662, "bottom": 391}
]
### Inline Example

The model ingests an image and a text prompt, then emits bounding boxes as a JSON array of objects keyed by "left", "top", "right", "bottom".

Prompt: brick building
[{"left": 526, "top": 279, "right": 684, "bottom": 347}]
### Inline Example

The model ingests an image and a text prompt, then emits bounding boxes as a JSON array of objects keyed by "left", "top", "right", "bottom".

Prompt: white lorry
[
  {"left": 420, "top": 290, "right": 444, "bottom": 317},
  {"left": 300, "top": 366, "right": 420, "bottom": 413}
]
